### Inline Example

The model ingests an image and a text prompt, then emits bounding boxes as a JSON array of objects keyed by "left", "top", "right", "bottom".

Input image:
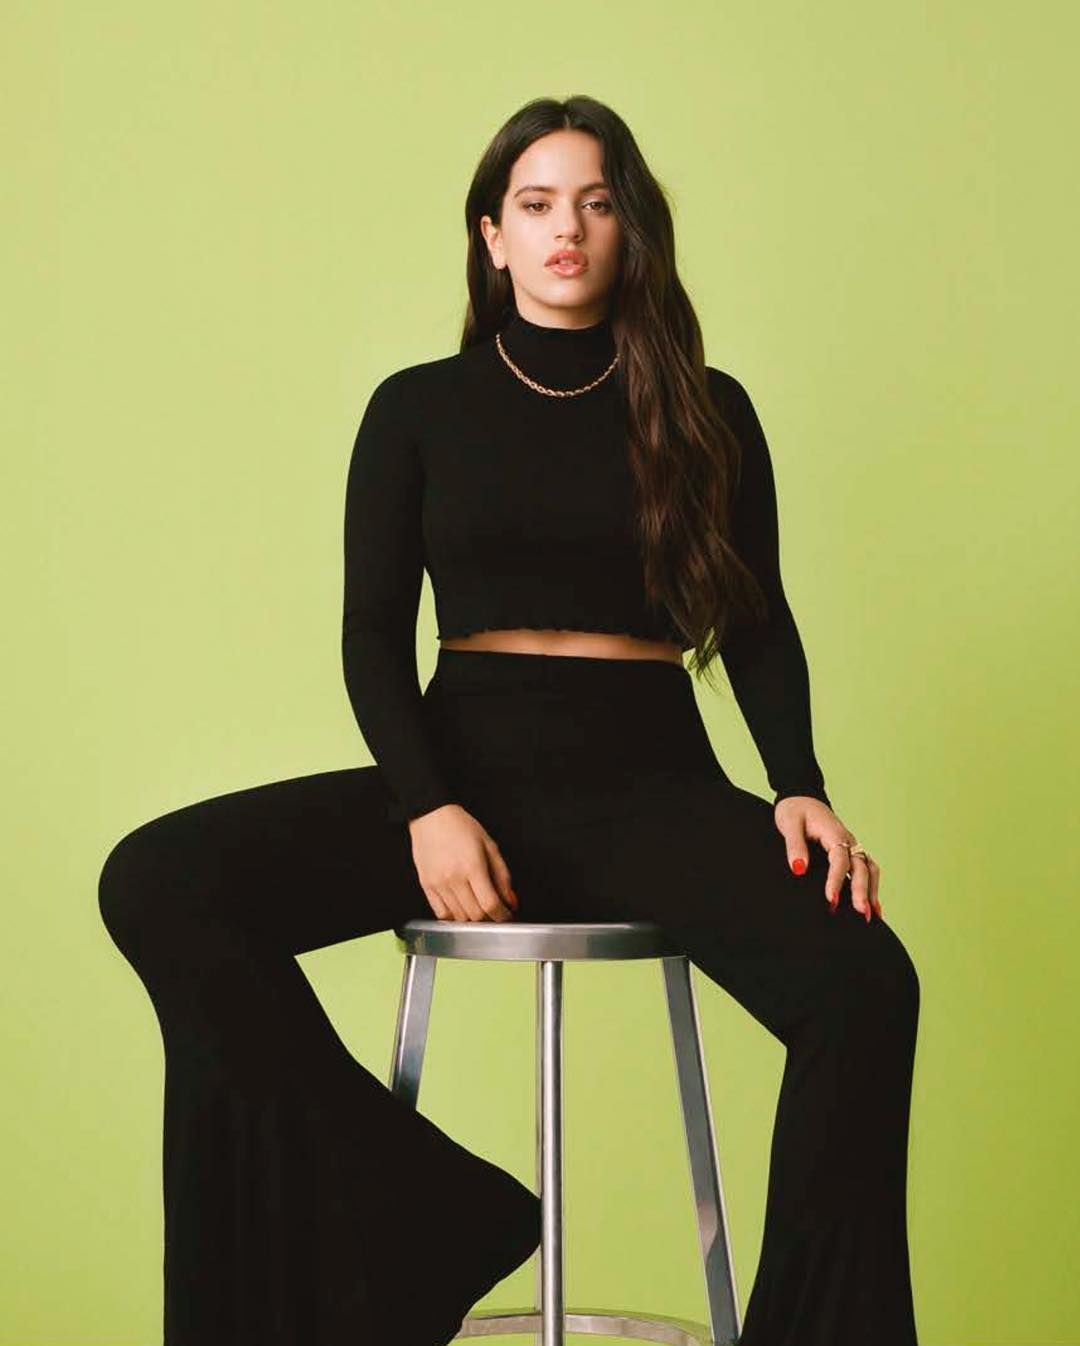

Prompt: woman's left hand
[{"left": 773, "top": 796, "right": 882, "bottom": 922}]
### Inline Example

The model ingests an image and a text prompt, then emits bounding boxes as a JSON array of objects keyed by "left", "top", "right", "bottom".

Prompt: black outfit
[{"left": 98, "top": 310, "right": 920, "bottom": 1346}]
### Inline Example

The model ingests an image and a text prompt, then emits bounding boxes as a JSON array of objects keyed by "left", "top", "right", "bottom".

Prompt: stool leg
[
  {"left": 387, "top": 952, "right": 438, "bottom": 1107},
  {"left": 536, "top": 958, "right": 565, "bottom": 1346},
  {"left": 662, "top": 955, "right": 741, "bottom": 1346}
]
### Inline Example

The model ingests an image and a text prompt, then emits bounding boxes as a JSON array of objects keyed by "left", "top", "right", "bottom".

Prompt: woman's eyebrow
[{"left": 512, "top": 181, "right": 609, "bottom": 197}]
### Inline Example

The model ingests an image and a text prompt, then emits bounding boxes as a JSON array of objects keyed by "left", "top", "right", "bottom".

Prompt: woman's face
[{"left": 481, "top": 128, "right": 621, "bottom": 327}]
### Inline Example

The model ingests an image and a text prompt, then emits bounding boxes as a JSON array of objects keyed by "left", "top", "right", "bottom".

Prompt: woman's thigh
[
  {"left": 98, "top": 764, "right": 432, "bottom": 960},
  {"left": 476, "top": 770, "right": 919, "bottom": 1046}
]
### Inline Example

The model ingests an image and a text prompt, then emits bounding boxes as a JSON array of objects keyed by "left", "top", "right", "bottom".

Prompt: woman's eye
[{"left": 522, "top": 200, "right": 612, "bottom": 213}]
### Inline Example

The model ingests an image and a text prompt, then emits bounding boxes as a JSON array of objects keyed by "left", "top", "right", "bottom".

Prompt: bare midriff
[{"left": 438, "top": 628, "right": 684, "bottom": 665}]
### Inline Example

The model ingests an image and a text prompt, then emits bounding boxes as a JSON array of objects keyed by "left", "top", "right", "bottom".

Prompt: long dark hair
[{"left": 461, "top": 93, "right": 767, "bottom": 685}]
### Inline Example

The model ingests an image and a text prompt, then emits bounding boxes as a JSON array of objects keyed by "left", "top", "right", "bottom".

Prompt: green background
[{"left": 3, "top": 3, "right": 1077, "bottom": 1343}]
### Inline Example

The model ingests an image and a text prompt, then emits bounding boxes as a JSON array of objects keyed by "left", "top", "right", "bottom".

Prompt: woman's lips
[{"left": 546, "top": 259, "right": 587, "bottom": 277}]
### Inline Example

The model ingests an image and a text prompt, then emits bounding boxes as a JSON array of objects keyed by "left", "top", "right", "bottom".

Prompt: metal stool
[{"left": 388, "top": 919, "right": 742, "bottom": 1346}]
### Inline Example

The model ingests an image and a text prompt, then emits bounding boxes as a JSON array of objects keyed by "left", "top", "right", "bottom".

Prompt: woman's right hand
[{"left": 407, "top": 803, "right": 519, "bottom": 922}]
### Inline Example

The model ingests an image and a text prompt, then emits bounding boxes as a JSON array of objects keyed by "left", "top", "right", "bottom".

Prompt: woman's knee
[
  {"left": 869, "top": 926, "right": 919, "bottom": 1028},
  {"left": 97, "top": 811, "right": 202, "bottom": 956},
  {"left": 824, "top": 923, "right": 920, "bottom": 1039}
]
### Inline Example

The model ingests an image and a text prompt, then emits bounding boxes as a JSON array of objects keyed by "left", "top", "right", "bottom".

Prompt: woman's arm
[
  {"left": 341, "top": 369, "right": 456, "bottom": 824},
  {"left": 709, "top": 367, "right": 832, "bottom": 809}
]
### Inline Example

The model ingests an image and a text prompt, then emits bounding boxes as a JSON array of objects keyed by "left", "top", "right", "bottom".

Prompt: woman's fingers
[
  {"left": 428, "top": 888, "right": 463, "bottom": 920},
  {"left": 445, "top": 876, "right": 484, "bottom": 921},
  {"left": 824, "top": 846, "right": 883, "bottom": 923},
  {"left": 868, "top": 856, "right": 883, "bottom": 919},
  {"left": 825, "top": 843, "right": 849, "bottom": 911},
  {"left": 446, "top": 872, "right": 513, "bottom": 922},
  {"left": 425, "top": 884, "right": 457, "bottom": 921},
  {"left": 849, "top": 852, "right": 873, "bottom": 921},
  {"left": 470, "top": 868, "right": 516, "bottom": 921},
  {"left": 478, "top": 835, "right": 517, "bottom": 912},
  {"left": 845, "top": 853, "right": 885, "bottom": 922},
  {"left": 425, "top": 865, "right": 514, "bottom": 922}
]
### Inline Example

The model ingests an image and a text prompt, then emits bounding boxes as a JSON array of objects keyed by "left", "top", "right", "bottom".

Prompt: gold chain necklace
[{"left": 495, "top": 330, "right": 619, "bottom": 398}]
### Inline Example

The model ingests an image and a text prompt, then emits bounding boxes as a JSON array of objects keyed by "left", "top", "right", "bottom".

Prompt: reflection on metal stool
[{"left": 388, "top": 919, "right": 742, "bottom": 1346}]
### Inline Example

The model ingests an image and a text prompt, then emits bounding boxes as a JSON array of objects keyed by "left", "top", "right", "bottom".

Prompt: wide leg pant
[{"left": 97, "top": 647, "right": 920, "bottom": 1346}]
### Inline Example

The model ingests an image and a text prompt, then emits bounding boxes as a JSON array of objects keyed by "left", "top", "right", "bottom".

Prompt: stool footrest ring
[{"left": 456, "top": 1303, "right": 732, "bottom": 1346}]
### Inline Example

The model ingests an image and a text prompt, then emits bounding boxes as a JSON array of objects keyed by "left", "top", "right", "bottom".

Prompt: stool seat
[
  {"left": 392, "top": 917, "right": 685, "bottom": 962},
  {"left": 386, "top": 917, "right": 741, "bottom": 1346}
]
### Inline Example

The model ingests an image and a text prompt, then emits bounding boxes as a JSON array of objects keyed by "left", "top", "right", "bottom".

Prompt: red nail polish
[{"left": 791, "top": 857, "right": 807, "bottom": 876}]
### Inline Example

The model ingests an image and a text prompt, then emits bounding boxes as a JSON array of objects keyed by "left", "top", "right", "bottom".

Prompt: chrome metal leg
[
  {"left": 661, "top": 956, "right": 741, "bottom": 1346},
  {"left": 387, "top": 951, "right": 438, "bottom": 1106},
  {"left": 537, "top": 958, "right": 565, "bottom": 1346}
]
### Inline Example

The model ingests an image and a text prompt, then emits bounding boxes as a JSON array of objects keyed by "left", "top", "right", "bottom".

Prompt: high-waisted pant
[{"left": 97, "top": 647, "right": 920, "bottom": 1346}]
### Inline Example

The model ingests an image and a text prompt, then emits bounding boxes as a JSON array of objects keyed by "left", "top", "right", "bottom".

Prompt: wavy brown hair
[{"left": 460, "top": 93, "right": 768, "bottom": 686}]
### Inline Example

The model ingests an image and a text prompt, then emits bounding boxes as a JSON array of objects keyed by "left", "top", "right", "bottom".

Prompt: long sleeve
[
  {"left": 341, "top": 370, "right": 457, "bottom": 824},
  {"left": 712, "top": 369, "right": 832, "bottom": 809}
]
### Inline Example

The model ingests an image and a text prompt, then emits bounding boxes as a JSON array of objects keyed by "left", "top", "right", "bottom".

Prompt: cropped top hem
[{"left": 435, "top": 619, "right": 691, "bottom": 650}]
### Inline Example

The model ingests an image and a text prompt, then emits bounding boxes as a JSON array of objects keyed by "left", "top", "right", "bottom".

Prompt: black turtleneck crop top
[{"left": 342, "top": 310, "right": 830, "bottom": 823}]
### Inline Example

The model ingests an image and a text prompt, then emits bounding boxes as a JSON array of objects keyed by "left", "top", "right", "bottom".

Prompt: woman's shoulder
[
  {"left": 705, "top": 365, "right": 774, "bottom": 447},
  {"left": 704, "top": 362, "right": 751, "bottom": 409},
  {"left": 364, "top": 350, "right": 462, "bottom": 399},
  {"left": 363, "top": 345, "right": 485, "bottom": 410}
]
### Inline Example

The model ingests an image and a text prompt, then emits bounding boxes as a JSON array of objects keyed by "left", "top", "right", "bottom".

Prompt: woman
[{"left": 98, "top": 94, "right": 919, "bottom": 1346}]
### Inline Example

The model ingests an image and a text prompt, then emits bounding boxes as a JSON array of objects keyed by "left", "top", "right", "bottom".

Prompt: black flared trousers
[{"left": 98, "top": 647, "right": 920, "bottom": 1346}]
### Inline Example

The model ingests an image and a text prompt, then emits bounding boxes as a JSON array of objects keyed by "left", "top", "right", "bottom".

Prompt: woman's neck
[{"left": 498, "top": 308, "right": 616, "bottom": 390}]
